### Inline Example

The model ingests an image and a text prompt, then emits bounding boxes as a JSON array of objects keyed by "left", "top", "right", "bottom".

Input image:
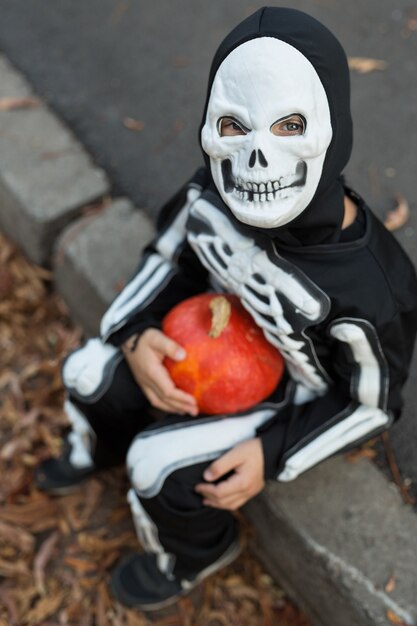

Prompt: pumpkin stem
[{"left": 208, "top": 296, "right": 231, "bottom": 338}]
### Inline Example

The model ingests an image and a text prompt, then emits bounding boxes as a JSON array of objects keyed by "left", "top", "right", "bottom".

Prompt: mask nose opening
[{"left": 249, "top": 149, "right": 268, "bottom": 168}]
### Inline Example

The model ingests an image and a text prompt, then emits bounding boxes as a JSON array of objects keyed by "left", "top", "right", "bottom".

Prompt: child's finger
[
  {"left": 153, "top": 366, "right": 198, "bottom": 411},
  {"left": 203, "top": 495, "right": 243, "bottom": 511},
  {"left": 151, "top": 331, "right": 186, "bottom": 362},
  {"left": 195, "top": 473, "right": 241, "bottom": 499},
  {"left": 145, "top": 388, "right": 185, "bottom": 415},
  {"left": 146, "top": 379, "right": 198, "bottom": 415},
  {"left": 203, "top": 447, "right": 240, "bottom": 481},
  {"left": 201, "top": 472, "right": 253, "bottom": 510}
]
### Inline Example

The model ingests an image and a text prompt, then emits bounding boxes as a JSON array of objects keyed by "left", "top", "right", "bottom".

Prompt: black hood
[{"left": 199, "top": 7, "right": 353, "bottom": 246}]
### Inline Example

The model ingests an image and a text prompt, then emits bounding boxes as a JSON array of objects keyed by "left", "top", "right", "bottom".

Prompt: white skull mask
[{"left": 201, "top": 37, "right": 333, "bottom": 229}]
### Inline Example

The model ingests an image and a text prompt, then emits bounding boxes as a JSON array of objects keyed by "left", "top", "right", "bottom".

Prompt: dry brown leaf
[
  {"left": 109, "top": 1, "right": 131, "bottom": 25},
  {"left": 99, "top": 549, "right": 120, "bottom": 570},
  {"left": 0, "top": 557, "right": 31, "bottom": 578},
  {"left": 384, "top": 194, "right": 410, "bottom": 232},
  {"left": 123, "top": 117, "right": 145, "bottom": 132},
  {"left": 30, "top": 516, "right": 60, "bottom": 533},
  {"left": 0, "top": 499, "right": 59, "bottom": 530},
  {"left": 19, "top": 360, "right": 56, "bottom": 382},
  {"left": 37, "top": 423, "right": 63, "bottom": 456},
  {"left": 201, "top": 610, "right": 230, "bottom": 625},
  {"left": 346, "top": 447, "right": 377, "bottom": 463},
  {"left": 224, "top": 574, "right": 245, "bottom": 587},
  {"left": 107, "top": 504, "right": 130, "bottom": 524},
  {"left": 1, "top": 470, "right": 34, "bottom": 501},
  {"left": 177, "top": 596, "right": 194, "bottom": 626},
  {"left": 171, "top": 55, "right": 190, "bottom": 68},
  {"left": 0, "top": 586, "right": 19, "bottom": 625},
  {"left": 257, "top": 589, "right": 275, "bottom": 626},
  {"left": 24, "top": 592, "right": 65, "bottom": 624},
  {"left": 78, "top": 530, "right": 137, "bottom": 554},
  {"left": 95, "top": 582, "right": 112, "bottom": 626},
  {"left": 384, "top": 573, "right": 396, "bottom": 593},
  {"left": 0, "top": 269, "right": 14, "bottom": 297},
  {"left": 72, "top": 479, "right": 104, "bottom": 530},
  {"left": 21, "top": 454, "right": 39, "bottom": 468},
  {"left": 125, "top": 608, "right": 148, "bottom": 626},
  {"left": 33, "top": 530, "right": 60, "bottom": 594},
  {"left": 59, "top": 479, "right": 104, "bottom": 531},
  {"left": 0, "top": 437, "right": 32, "bottom": 461},
  {"left": 78, "top": 615, "right": 95, "bottom": 626},
  {"left": 386, "top": 609, "right": 410, "bottom": 625},
  {"left": 79, "top": 575, "right": 104, "bottom": 588},
  {"left": 226, "top": 583, "right": 260, "bottom": 602},
  {"left": 348, "top": 57, "right": 387, "bottom": 74},
  {"left": 0, "top": 521, "right": 35, "bottom": 554},
  {"left": 58, "top": 601, "right": 85, "bottom": 623},
  {"left": 63, "top": 557, "right": 99, "bottom": 573},
  {"left": 6, "top": 584, "right": 39, "bottom": 622},
  {"left": 406, "top": 17, "right": 417, "bottom": 32},
  {"left": 0, "top": 97, "right": 40, "bottom": 110}
]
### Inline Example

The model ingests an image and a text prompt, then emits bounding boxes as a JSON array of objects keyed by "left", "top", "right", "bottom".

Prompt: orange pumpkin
[{"left": 163, "top": 294, "right": 284, "bottom": 415}]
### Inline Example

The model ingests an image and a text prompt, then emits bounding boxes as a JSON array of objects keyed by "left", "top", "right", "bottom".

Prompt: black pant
[{"left": 66, "top": 353, "right": 240, "bottom": 577}]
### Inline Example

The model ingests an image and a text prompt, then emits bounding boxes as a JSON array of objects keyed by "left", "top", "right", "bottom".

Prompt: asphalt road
[{"left": 0, "top": 0, "right": 416, "bottom": 487}]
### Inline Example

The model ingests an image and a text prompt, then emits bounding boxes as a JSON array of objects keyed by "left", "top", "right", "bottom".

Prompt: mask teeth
[
  {"left": 230, "top": 161, "right": 307, "bottom": 197},
  {"left": 237, "top": 180, "right": 282, "bottom": 193}
]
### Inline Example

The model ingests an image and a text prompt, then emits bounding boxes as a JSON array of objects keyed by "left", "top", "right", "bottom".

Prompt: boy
[{"left": 36, "top": 7, "right": 417, "bottom": 611}]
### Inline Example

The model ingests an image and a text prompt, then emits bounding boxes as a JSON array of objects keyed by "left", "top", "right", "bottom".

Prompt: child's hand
[
  {"left": 195, "top": 438, "right": 265, "bottom": 510},
  {"left": 122, "top": 328, "right": 199, "bottom": 416}
]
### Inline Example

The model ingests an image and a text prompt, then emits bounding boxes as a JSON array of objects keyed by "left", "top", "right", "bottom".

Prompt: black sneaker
[
  {"left": 35, "top": 437, "right": 95, "bottom": 495},
  {"left": 110, "top": 540, "right": 241, "bottom": 611}
]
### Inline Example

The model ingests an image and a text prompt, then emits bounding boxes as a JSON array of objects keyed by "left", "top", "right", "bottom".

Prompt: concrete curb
[
  {"left": 53, "top": 198, "right": 154, "bottom": 336},
  {"left": 0, "top": 53, "right": 416, "bottom": 626},
  {"left": 0, "top": 54, "right": 109, "bottom": 265},
  {"left": 245, "top": 457, "right": 417, "bottom": 626}
]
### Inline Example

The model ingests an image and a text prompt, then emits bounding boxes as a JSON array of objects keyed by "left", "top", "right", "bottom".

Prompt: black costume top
[{"left": 99, "top": 8, "right": 417, "bottom": 481}]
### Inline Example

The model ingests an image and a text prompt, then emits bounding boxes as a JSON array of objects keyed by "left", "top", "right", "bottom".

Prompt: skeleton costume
[{"left": 37, "top": 7, "right": 417, "bottom": 608}]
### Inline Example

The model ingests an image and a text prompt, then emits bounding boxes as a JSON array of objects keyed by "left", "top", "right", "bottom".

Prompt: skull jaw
[
  {"left": 212, "top": 158, "right": 314, "bottom": 229},
  {"left": 222, "top": 191, "right": 309, "bottom": 229}
]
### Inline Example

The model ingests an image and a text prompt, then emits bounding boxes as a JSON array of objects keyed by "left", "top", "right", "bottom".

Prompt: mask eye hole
[
  {"left": 218, "top": 116, "right": 249, "bottom": 137},
  {"left": 271, "top": 114, "right": 306, "bottom": 136}
]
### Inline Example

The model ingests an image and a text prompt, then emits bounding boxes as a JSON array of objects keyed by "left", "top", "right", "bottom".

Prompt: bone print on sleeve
[
  {"left": 276, "top": 318, "right": 391, "bottom": 481},
  {"left": 260, "top": 303, "right": 417, "bottom": 481},
  {"left": 100, "top": 169, "right": 210, "bottom": 346}
]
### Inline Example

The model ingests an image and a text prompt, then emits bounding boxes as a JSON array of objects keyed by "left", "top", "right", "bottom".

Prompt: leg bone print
[{"left": 187, "top": 197, "right": 331, "bottom": 395}]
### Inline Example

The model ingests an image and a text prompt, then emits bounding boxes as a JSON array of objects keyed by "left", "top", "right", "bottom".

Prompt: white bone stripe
[
  {"left": 102, "top": 260, "right": 174, "bottom": 339},
  {"left": 189, "top": 200, "right": 324, "bottom": 320},
  {"left": 329, "top": 319, "right": 388, "bottom": 409},
  {"left": 127, "top": 410, "right": 276, "bottom": 498},
  {"left": 62, "top": 338, "right": 120, "bottom": 401},
  {"left": 156, "top": 186, "right": 201, "bottom": 260},
  {"left": 278, "top": 404, "right": 390, "bottom": 481},
  {"left": 100, "top": 254, "right": 170, "bottom": 339},
  {"left": 100, "top": 186, "right": 201, "bottom": 340},
  {"left": 127, "top": 489, "right": 176, "bottom": 577},
  {"left": 64, "top": 399, "right": 96, "bottom": 469}
]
